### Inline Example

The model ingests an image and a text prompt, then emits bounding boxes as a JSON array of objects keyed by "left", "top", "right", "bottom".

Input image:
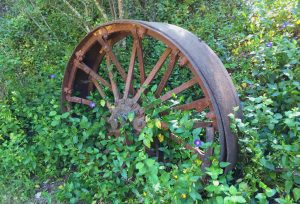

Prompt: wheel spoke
[
  {"left": 136, "top": 37, "right": 145, "bottom": 84},
  {"left": 66, "top": 95, "right": 93, "bottom": 106},
  {"left": 179, "top": 56, "right": 188, "bottom": 67},
  {"left": 173, "top": 98, "right": 209, "bottom": 112},
  {"left": 133, "top": 47, "right": 172, "bottom": 102},
  {"left": 91, "top": 78, "right": 112, "bottom": 109},
  {"left": 106, "top": 55, "right": 120, "bottom": 101},
  {"left": 88, "top": 50, "right": 105, "bottom": 91},
  {"left": 97, "top": 37, "right": 127, "bottom": 81},
  {"left": 155, "top": 50, "right": 179, "bottom": 96},
  {"left": 75, "top": 61, "right": 112, "bottom": 90},
  {"left": 160, "top": 77, "right": 198, "bottom": 102},
  {"left": 123, "top": 40, "right": 137, "bottom": 99},
  {"left": 193, "top": 121, "right": 213, "bottom": 128}
]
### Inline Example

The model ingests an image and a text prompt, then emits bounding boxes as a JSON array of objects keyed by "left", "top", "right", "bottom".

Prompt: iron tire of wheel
[{"left": 61, "top": 20, "right": 242, "bottom": 173}]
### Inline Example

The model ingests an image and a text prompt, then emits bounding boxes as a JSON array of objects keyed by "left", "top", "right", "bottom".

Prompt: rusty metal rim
[{"left": 61, "top": 20, "right": 241, "bottom": 172}]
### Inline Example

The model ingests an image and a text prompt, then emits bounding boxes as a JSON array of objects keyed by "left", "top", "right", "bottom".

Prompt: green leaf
[
  {"left": 260, "top": 157, "right": 274, "bottom": 170},
  {"left": 231, "top": 196, "right": 246, "bottom": 203},
  {"left": 80, "top": 116, "right": 89, "bottom": 129},
  {"left": 220, "top": 162, "right": 230, "bottom": 168},
  {"left": 205, "top": 184, "right": 217, "bottom": 192},
  {"left": 49, "top": 111, "right": 57, "bottom": 116},
  {"left": 143, "top": 139, "right": 151, "bottom": 148},
  {"left": 192, "top": 128, "right": 202, "bottom": 137},
  {"left": 145, "top": 158, "right": 155, "bottom": 167},
  {"left": 100, "top": 100, "right": 105, "bottom": 107},
  {"left": 72, "top": 135, "right": 78, "bottom": 144},
  {"left": 86, "top": 147, "right": 93, "bottom": 154},
  {"left": 265, "top": 188, "right": 276, "bottom": 197},
  {"left": 155, "top": 120, "right": 161, "bottom": 129},
  {"left": 255, "top": 193, "right": 266, "bottom": 202},
  {"left": 136, "top": 162, "right": 144, "bottom": 170},
  {"left": 189, "top": 191, "right": 202, "bottom": 200},
  {"left": 293, "top": 188, "right": 300, "bottom": 201},
  {"left": 229, "top": 185, "right": 237, "bottom": 195},
  {"left": 61, "top": 112, "right": 70, "bottom": 119},
  {"left": 128, "top": 112, "right": 135, "bottom": 122},
  {"left": 51, "top": 120, "right": 59, "bottom": 126},
  {"left": 215, "top": 196, "right": 224, "bottom": 204},
  {"left": 150, "top": 84, "right": 157, "bottom": 92},
  {"left": 285, "top": 180, "right": 293, "bottom": 193}
]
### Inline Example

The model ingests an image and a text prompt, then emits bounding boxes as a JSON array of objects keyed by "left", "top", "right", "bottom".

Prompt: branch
[{"left": 117, "top": 0, "right": 123, "bottom": 19}]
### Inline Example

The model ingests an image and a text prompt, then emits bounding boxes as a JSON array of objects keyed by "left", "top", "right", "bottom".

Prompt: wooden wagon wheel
[{"left": 61, "top": 20, "right": 241, "bottom": 173}]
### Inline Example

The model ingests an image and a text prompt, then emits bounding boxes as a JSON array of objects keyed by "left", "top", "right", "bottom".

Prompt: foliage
[{"left": 0, "top": 0, "right": 299, "bottom": 203}]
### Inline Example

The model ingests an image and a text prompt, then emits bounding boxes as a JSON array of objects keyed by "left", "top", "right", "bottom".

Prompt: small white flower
[{"left": 35, "top": 192, "right": 42, "bottom": 199}]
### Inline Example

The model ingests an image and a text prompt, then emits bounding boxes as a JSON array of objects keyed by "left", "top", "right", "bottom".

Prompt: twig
[
  {"left": 109, "top": 0, "right": 116, "bottom": 20},
  {"left": 27, "top": 0, "right": 57, "bottom": 39},
  {"left": 22, "top": 9, "right": 45, "bottom": 32},
  {"left": 92, "top": 0, "right": 108, "bottom": 21},
  {"left": 49, "top": 5, "right": 87, "bottom": 33},
  {"left": 62, "top": 0, "right": 91, "bottom": 32}
]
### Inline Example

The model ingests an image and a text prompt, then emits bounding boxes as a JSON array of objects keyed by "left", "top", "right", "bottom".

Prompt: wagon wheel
[{"left": 61, "top": 20, "right": 241, "bottom": 173}]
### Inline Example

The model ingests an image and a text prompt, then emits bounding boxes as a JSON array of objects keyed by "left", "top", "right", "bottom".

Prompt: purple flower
[
  {"left": 89, "top": 102, "right": 96, "bottom": 108},
  {"left": 265, "top": 42, "right": 273, "bottom": 48},
  {"left": 49, "top": 74, "right": 56, "bottom": 79},
  {"left": 281, "top": 21, "right": 289, "bottom": 29},
  {"left": 194, "top": 139, "right": 202, "bottom": 147}
]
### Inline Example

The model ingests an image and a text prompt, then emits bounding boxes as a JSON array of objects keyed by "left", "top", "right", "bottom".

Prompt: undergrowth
[{"left": 0, "top": 0, "right": 299, "bottom": 203}]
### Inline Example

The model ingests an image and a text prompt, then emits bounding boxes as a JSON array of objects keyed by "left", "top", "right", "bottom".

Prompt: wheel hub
[{"left": 108, "top": 98, "right": 145, "bottom": 132}]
